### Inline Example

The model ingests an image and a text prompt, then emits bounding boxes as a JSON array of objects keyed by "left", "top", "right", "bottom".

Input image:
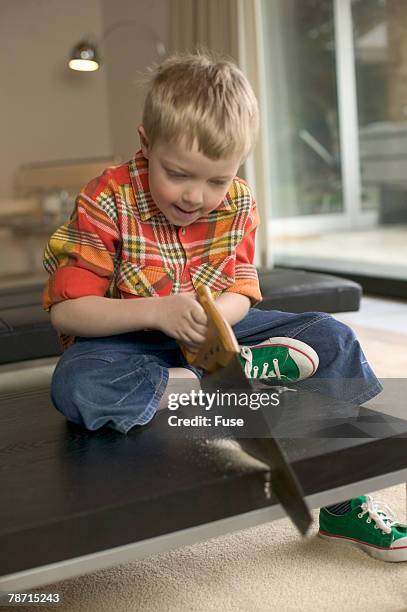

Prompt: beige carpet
[
  {"left": 350, "top": 324, "right": 407, "bottom": 378},
  {"left": 22, "top": 324, "right": 407, "bottom": 612}
]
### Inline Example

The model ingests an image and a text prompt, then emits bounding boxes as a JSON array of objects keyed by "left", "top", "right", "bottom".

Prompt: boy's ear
[{"left": 138, "top": 125, "right": 150, "bottom": 158}]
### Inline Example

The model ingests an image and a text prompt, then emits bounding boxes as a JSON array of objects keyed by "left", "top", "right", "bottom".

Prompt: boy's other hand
[{"left": 157, "top": 293, "right": 208, "bottom": 350}]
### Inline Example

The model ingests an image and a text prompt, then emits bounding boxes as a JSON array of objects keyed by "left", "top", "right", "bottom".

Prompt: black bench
[
  {"left": 0, "top": 268, "right": 361, "bottom": 365},
  {"left": 0, "top": 267, "right": 372, "bottom": 593},
  {"left": 0, "top": 384, "right": 406, "bottom": 592}
]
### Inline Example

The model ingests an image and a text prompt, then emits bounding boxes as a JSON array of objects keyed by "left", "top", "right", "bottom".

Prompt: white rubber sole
[
  {"left": 244, "top": 337, "right": 319, "bottom": 380},
  {"left": 318, "top": 530, "right": 407, "bottom": 563}
]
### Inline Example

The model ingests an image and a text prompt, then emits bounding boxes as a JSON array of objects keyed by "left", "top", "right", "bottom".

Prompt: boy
[{"left": 42, "top": 50, "right": 406, "bottom": 562}]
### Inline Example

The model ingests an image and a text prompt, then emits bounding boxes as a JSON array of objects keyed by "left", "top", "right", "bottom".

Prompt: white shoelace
[
  {"left": 358, "top": 495, "right": 399, "bottom": 535},
  {"left": 240, "top": 346, "right": 282, "bottom": 379}
]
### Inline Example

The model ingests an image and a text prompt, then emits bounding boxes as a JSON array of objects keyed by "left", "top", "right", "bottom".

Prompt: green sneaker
[
  {"left": 239, "top": 337, "right": 319, "bottom": 382},
  {"left": 319, "top": 495, "right": 407, "bottom": 562}
]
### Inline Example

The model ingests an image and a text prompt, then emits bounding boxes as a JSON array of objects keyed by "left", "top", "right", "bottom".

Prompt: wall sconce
[{"left": 68, "top": 20, "right": 167, "bottom": 71}]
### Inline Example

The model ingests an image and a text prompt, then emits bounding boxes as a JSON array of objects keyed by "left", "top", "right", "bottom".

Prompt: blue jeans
[{"left": 50, "top": 308, "right": 383, "bottom": 434}]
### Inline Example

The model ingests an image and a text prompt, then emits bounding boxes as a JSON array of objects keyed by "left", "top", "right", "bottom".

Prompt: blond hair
[{"left": 139, "top": 48, "right": 259, "bottom": 163}]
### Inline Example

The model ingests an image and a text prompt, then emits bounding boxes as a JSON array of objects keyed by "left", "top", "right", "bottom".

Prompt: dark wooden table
[{"left": 0, "top": 383, "right": 406, "bottom": 592}]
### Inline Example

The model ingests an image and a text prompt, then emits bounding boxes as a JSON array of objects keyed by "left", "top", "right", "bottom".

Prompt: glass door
[
  {"left": 261, "top": 0, "right": 345, "bottom": 223},
  {"left": 260, "top": 0, "right": 407, "bottom": 282}
]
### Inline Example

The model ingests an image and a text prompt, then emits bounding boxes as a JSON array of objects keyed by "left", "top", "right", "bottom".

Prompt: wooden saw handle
[{"left": 179, "top": 286, "right": 240, "bottom": 373}]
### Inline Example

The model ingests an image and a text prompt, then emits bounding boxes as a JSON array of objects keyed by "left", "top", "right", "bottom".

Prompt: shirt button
[{"left": 181, "top": 227, "right": 186, "bottom": 235}]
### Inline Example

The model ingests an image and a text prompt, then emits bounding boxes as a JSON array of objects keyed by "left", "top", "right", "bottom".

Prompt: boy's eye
[
  {"left": 167, "top": 171, "right": 186, "bottom": 179},
  {"left": 166, "top": 170, "right": 226, "bottom": 186}
]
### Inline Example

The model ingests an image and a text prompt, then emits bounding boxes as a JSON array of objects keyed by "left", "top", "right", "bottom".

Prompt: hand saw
[{"left": 179, "top": 285, "right": 312, "bottom": 536}]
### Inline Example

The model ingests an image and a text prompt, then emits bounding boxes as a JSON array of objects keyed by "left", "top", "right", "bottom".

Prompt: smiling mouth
[{"left": 173, "top": 204, "right": 200, "bottom": 214}]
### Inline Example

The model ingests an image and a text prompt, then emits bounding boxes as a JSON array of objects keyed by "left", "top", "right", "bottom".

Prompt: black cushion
[
  {"left": 0, "top": 284, "right": 61, "bottom": 365},
  {"left": 258, "top": 268, "right": 361, "bottom": 313},
  {"left": 0, "top": 268, "right": 361, "bottom": 365}
]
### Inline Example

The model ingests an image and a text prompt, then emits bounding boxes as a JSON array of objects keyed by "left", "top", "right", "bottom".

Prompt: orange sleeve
[
  {"left": 223, "top": 195, "right": 262, "bottom": 306},
  {"left": 42, "top": 171, "right": 120, "bottom": 311}
]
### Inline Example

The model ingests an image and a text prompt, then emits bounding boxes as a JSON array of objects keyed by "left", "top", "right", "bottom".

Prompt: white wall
[
  {"left": 0, "top": 0, "right": 171, "bottom": 201},
  {"left": 0, "top": 0, "right": 170, "bottom": 278},
  {"left": 100, "top": 0, "right": 170, "bottom": 161},
  {"left": 0, "top": 0, "right": 111, "bottom": 199}
]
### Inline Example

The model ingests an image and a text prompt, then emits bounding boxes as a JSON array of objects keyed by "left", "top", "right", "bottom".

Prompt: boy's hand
[{"left": 157, "top": 293, "right": 208, "bottom": 351}]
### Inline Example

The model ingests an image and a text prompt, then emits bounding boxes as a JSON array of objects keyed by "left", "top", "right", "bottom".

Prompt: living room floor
[
  {"left": 335, "top": 293, "right": 407, "bottom": 335},
  {"left": 334, "top": 294, "right": 407, "bottom": 383}
]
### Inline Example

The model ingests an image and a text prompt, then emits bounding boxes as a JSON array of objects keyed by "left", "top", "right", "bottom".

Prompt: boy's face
[{"left": 138, "top": 125, "right": 243, "bottom": 227}]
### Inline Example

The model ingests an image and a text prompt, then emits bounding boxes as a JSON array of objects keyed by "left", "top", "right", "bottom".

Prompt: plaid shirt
[{"left": 42, "top": 149, "right": 262, "bottom": 349}]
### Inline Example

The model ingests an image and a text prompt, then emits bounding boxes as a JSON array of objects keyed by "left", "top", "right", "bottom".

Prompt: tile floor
[
  {"left": 334, "top": 294, "right": 407, "bottom": 335},
  {"left": 273, "top": 225, "right": 407, "bottom": 280}
]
